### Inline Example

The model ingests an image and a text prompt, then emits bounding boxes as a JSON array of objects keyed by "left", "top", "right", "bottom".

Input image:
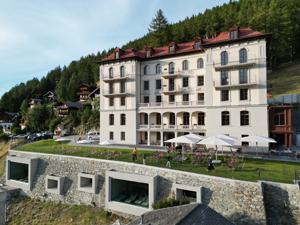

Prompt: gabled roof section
[
  {"left": 88, "top": 87, "right": 100, "bottom": 98},
  {"left": 5, "top": 112, "right": 19, "bottom": 117},
  {"left": 43, "top": 91, "right": 56, "bottom": 97},
  {"left": 77, "top": 83, "right": 97, "bottom": 89}
]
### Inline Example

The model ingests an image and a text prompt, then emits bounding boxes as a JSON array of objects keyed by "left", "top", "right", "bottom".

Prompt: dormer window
[
  {"left": 195, "top": 42, "right": 200, "bottom": 49},
  {"left": 146, "top": 50, "right": 150, "bottom": 58},
  {"left": 115, "top": 52, "right": 119, "bottom": 58},
  {"left": 230, "top": 31, "right": 236, "bottom": 39},
  {"left": 170, "top": 46, "right": 174, "bottom": 53}
]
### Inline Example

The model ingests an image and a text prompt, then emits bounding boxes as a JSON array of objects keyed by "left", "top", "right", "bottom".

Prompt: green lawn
[{"left": 14, "top": 140, "right": 300, "bottom": 184}]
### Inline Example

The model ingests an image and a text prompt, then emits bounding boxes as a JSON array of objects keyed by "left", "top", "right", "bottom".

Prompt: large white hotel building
[{"left": 97, "top": 25, "right": 272, "bottom": 150}]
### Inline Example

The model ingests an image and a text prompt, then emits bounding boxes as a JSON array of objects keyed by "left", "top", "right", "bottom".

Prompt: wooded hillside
[{"left": 1, "top": 0, "right": 299, "bottom": 113}]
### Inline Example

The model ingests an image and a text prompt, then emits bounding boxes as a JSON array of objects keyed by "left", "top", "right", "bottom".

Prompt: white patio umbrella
[
  {"left": 78, "top": 139, "right": 94, "bottom": 156},
  {"left": 99, "top": 140, "right": 117, "bottom": 152},
  {"left": 197, "top": 136, "right": 235, "bottom": 163},
  {"left": 214, "top": 134, "right": 238, "bottom": 155},
  {"left": 164, "top": 136, "right": 199, "bottom": 144},
  {"left": 184, "top": 134, "right": 206, "bottom": 141},
  {"left": 55, "top": 138, "right": 71, "bottom": 149},
  {"left": 240, "top": 135, "right": 276, "bottom": 158}
]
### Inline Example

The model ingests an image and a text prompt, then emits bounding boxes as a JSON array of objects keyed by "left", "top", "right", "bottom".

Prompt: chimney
[
  {"left": 140, "top": 214, "right": 144, "bottom": 224},
  {"left": 215, "top": 32, "right": 217, "bottom": 38}
]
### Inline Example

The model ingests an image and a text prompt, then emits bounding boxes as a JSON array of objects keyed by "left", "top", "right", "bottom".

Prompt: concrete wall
[{"left": 4, "top": 150, "right": 300, "bottom": 224}]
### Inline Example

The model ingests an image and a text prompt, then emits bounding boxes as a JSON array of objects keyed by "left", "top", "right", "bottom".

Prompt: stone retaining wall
[{"left": 4, "top": 150, "right": 299, "bottom": 225}]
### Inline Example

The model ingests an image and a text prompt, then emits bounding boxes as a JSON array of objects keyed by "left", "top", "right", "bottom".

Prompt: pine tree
[{"left": 148, "top": 9, "right": 169, "bottom": 47}]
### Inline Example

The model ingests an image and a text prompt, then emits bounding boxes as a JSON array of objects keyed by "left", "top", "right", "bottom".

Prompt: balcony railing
[
  {"left": 161, "top": 87, "right": 183, "bottom": 94},
  {"left": 137, "top": 101, "right": 205, "bottom": 108},
  {"left": 137, "top": 124, "right": 206, "bottom": 131},
  {"left": 213, "top": 76, "right": 264, "bottom": 90},
  {"left": 102, "top": 74, "right": 130, "bottom": 82},
  {"left": 212, "top": 54, "right": 257, "bottom": 71},
  {"left": 77, "top": 91, "right": 90, "bottom": 95},
  {"left": 161, "top": 70, "right": 193, "bottom": 78},
  {"left": 102, "top": 90, "right": 130, "bottom": 97}
]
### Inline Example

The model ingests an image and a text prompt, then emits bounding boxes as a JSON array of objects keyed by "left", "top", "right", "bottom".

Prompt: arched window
[
  {"left": 120, "top": 66, "right": 125, "bottom": 77},
  {"left": 221, "top": 111, "right": 230, "bottom": 125},
  {"left": 144, "top": 66, "right": 149, "bottom": 75},
  {"left": 240, "top": 111, "right": 249, "bottom": 126},
  {"left": 169, "top": 62, "right": 174, "bottom": 74},
  {"left": 182, "top": 60, "right": 189, "bottom": 70},
  {"left": 198, "top": 112, "right": 205, "bottom": 125},
  {"left": 183, "top": 112, "right": 190, "bottom": 125},
  {"left": 109, "top": 67, "right": 114, "bottom": 78},
  {"left": 240, "top": 49, "right": 247, "bottom": 63},
  {"left": 221, "top": 52, "right": 228, "bottom": 65},
  {"left": 156, "top": 64, "right": 161, "bottom": 74},
  {"left": 197, "top": 58, "right": 204, "bottom": 68}
]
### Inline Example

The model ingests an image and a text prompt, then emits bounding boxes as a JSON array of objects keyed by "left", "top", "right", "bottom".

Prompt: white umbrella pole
[
  {"left": 216, "top": 145, "right": 218, "bottom": 161},
  {"left": 256, "top": 142, "right": 258, "bottom": 158}
]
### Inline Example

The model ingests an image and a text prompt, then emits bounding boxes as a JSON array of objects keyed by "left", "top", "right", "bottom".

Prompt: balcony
[
  {"left": 102, "top": 74, "right": 130, "bottom": 82},
  {"left": 137, "top": 124, "right": 206, "bottom": 131},
  {"left": 213, "top": 77, "right": 260, "bottom": 90},
  {"left": 161, "top": 87, "right": 183, "bottom": 95},
  {"left": 80, "top": 97, "right": 89, "bottom": 100},
  {"left": 77, "top": 91, "right": 90, "bottom": 95},
  {"left": 161, "top": 70, "right": 193, "bottom": 78},
  {"left": 103, "top": 90, "right": 130, "bottom": 97},
  {"left": 213, "top": 54, "right": 257, "bottom": 71},
  {"left": 137, "top": 101, "right": 205, "bottom": 108}
]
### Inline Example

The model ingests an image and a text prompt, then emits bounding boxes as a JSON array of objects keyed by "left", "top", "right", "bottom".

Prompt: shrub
[
  {"left": 12, "top": 128, "right": 24, "bottom": 135},
  {"left": 152, "top": 194, "right": 190, "bottom": 210},
  {"left": 0, "top": 133, "right": 9, "bottom": 143}
]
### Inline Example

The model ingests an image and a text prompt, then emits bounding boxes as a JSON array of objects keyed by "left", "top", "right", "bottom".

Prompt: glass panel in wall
[{"left": 9, "top": 162, "right": 29, "bottom": 183}]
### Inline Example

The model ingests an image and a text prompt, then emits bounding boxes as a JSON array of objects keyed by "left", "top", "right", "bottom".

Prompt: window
[
  {"left": 198, "top": 93, "right": 204, "bottom": 101},
  {"left": 240, "top": 49, "right": 247, "bottom": 63},
  {"left": 157, "top": 132, "right": 161, "bottom": 141},
  {"left": 183, "top": 113, "right": 190, "bottom": 125},
  {"left": 169, "top": 95, "right": 175, "bottom": 103},
  {"left": 221, "top": 71, "right": 229, "bottom": 85},
  {"left": 183, "top": 77, "right": 189, "bottom": 87},
  {"left": 109, "top": 132, "right": 114, "bottom": 140},
  {"left": 170, "top": 113, "right": 175, "bottom": 125},
  {"left": 109, "top": 68, "right": 114, "bottom": 78},
  {"left": 109, "top": 82, "right": 114, "bottom": 94},
  {"left": 230, "top": 31, "right": 236, "bottom": 39},
  {"left": 169, "top": 79, "right": 175, "bottom": 91},
  {"left": 109, "top": 114, "right": 114, "bottom": 125},
  {"left": 156, "top": 80, "right": 161, "bottom": 89},
  {"left": 144, "top": 96, "right": 149, "bottom": 103},
  {"left": 144, "top": 66, "right": 149, "bottom": 75},
  {"left": 195, "top": 42, "right": 200, "bottom": 49},
  {"left": 197, "top": 76, "right": 204, "bottom": 86},
  {"left": 241, "top": 135, "right": 249, "bottom": 146},
  {"left": 222, "top": 111, "right": 230, "bottom": 125},
  {"left": 221, "top": 52, "right": 228, "bottom": 65},
  {"left": 274, "top": 109, "right": 285, "bottom": 125},
  {"left": 197, "top": 58, "right": 204, "bottom": 68},
  {"left": 121, "top": 132, "right": 125, "bottom": 141},
  {"left": 240, "top": 111, "right": 249, "bottom": 126},
  {"left": 120, "top": 66, "right": 125, "bottom": 77},
  {"left": 120, "top": 81, "right": 125, "bottom": 93},
  {"left": 146, "top": 50, "right": 150, "bottom": 58},
  {"left": 170, "top": 46, "right": 174, "bottom": 53},
  {"left": 240, "top": 89, "right": 248, "bottom": 100},
  {"left": 144, "top": 81, "right": 149, "bottom": 90},
  {"left": 239, "top": 69, "right": 248, "bottom": 84},
  {"left": 183, "top": 60, "right": 188, "bottom": 70},
  {"left": 156, "top": 113, "right": 161, "bottom": 125},
  {"left": 156, "top": 95, "right": 162, "bottom": 103},
  {"left": 221, "top": 90, "right": 229, "bottom": 101},
  {"left": 109, "top": 97, "right": 114, "bottom": 106},
  {"left": 120, "top": 97, "right": 126, "bottom": 106},
  {"left": 169, "top": 62, "right": 174, "bottom": 74},
  {"left": 198, "top": 112, "right": 205, "bottom": 125},
  {"left": 156, "top": 64, "right": 161, "bottom": 74},
  {"left": 183, "top": 94, "right": 189, "bottom": 102},
  {"left": 144, "top": 114, "right": 148, "bottom": 125},
  {"left": 115, "top": 52, "right": 119, "bottom": 58},
  {"left": 120, "top": 114, "right": 126, "bottom": 125}
]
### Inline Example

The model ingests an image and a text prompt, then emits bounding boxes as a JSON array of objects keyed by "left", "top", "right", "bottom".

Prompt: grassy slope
[
  {"left": 7, "top": 196, "right": 131, "bottom": 225},
  {"left": 267, "top": 62, "right": 300, "bottom": 98},
  {"left": 14, "top": 140, "right": 300, "bottom": 184}
]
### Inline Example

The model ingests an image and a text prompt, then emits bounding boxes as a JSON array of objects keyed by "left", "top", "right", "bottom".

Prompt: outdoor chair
[
  {"left": 262, "top": 150, "right": 270, "bottom": 158},
  {"left": 221, "top": 162, "right": 227, "bottom": 167},
  {"left": 232, "top": 159, "right": 237, "bottom": 165},
  {"left": 191, "top": 160, "right": 197, "bottom": 165},
  {"left": 238, "top": 163, "right": 245, "bottom": 170},
  {"left": 114, "top": 194, "right": 126, "bottom": 202},
  {"left": 227, "top": 164, "right": 235, "bottom": 172},
  {"left": 141, "top": 198, "right": 149, "bottom": 207},
  {"left": 124, "top": 194, "right": 137, "bottom": 204},
  {"left": 238, "top": 157, "right": 244, "bottom": 162},
  {"left": 150, "top": 157, "right": 156, "bottom": 163},
  {"left": 134, "top": 196, "right": 146, "bottom": 205},
  {"left": 78, "top": 147, "right": 81, "bottom": 151}
]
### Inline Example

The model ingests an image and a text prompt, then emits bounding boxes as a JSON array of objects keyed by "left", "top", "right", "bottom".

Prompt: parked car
[
  {"left": 88, "top": 131, "right": 100, "bottom": 140},
  {"left": 32, "top": 134, "right": 53, "bottom": 141}
]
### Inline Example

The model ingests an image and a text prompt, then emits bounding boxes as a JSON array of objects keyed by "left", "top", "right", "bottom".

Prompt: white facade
[{"left": 99, "top": 31, "right": 269, "bottom": 152}]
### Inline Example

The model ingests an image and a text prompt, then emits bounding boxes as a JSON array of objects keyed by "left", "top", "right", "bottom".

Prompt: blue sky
[{"left": 0, "top": 0, "right": 226, "bottom": 98}]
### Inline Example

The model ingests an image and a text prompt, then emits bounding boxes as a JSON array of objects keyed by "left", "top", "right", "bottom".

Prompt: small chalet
[
  {"left": 29, "top": 98, "right": 42, "bottom": 108},
  {"left": 56, "top": 101, "right": 83, "bottom": 117},
  {"left": 88, "top": 87, "right": 100, "bottom": 110},
  {"left": 77, "top": 84, "right": 97, "bottom": 102},
  {"left": 19, "top": 117, "right": 27, "bottom": 130},
  {"left": 0, "top": 112, "right": 19, "bottom": 133},
  {"left": 269, "top": 105, "right": 293, "bottom": 150},
  {"left": 43, "top": 91, "right": 58, "bottom": 106}
]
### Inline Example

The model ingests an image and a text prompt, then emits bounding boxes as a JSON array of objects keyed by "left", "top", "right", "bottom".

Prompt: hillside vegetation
[
  {"left": 0, "top": 0, "right": 299, "bottom": 114},
  {"left": 267, "top": 61, "right": 300, "bottom": 98}
]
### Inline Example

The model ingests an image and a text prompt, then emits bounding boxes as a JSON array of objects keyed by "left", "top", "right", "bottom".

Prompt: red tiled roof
[{"left": 100, "top": 27, "right": 265, "bottom": 62}]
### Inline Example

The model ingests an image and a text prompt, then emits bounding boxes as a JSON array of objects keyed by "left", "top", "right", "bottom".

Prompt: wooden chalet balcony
[
  {"left": 102, "top": 90, "right": 130, "bottom": 97},
  {"left": 213, "top": 54, "right": 257, "bottom": 71},
  {"left": 213, "top": 76, "right": 263, "bottom": 90},
  {"left": 102, "top": 74, "right": 130, "bottom": 82},
  {"left": 80, "top": 97, "right": 89, "bottom": 100},
  {"left": 161, "top": 70, "right": 193, "bottom": 78},
  {"left": 77, "top": 91, "right": 90, "bottom": 95},
  {"left": 59, "top": 110, "right": 69, "bottom": 115},
  {"left": 56, "top": 106, "right": 68, "bottom": 109},
  {"left": 137, "top": 101, "right": 205, "bottom": 108}
]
